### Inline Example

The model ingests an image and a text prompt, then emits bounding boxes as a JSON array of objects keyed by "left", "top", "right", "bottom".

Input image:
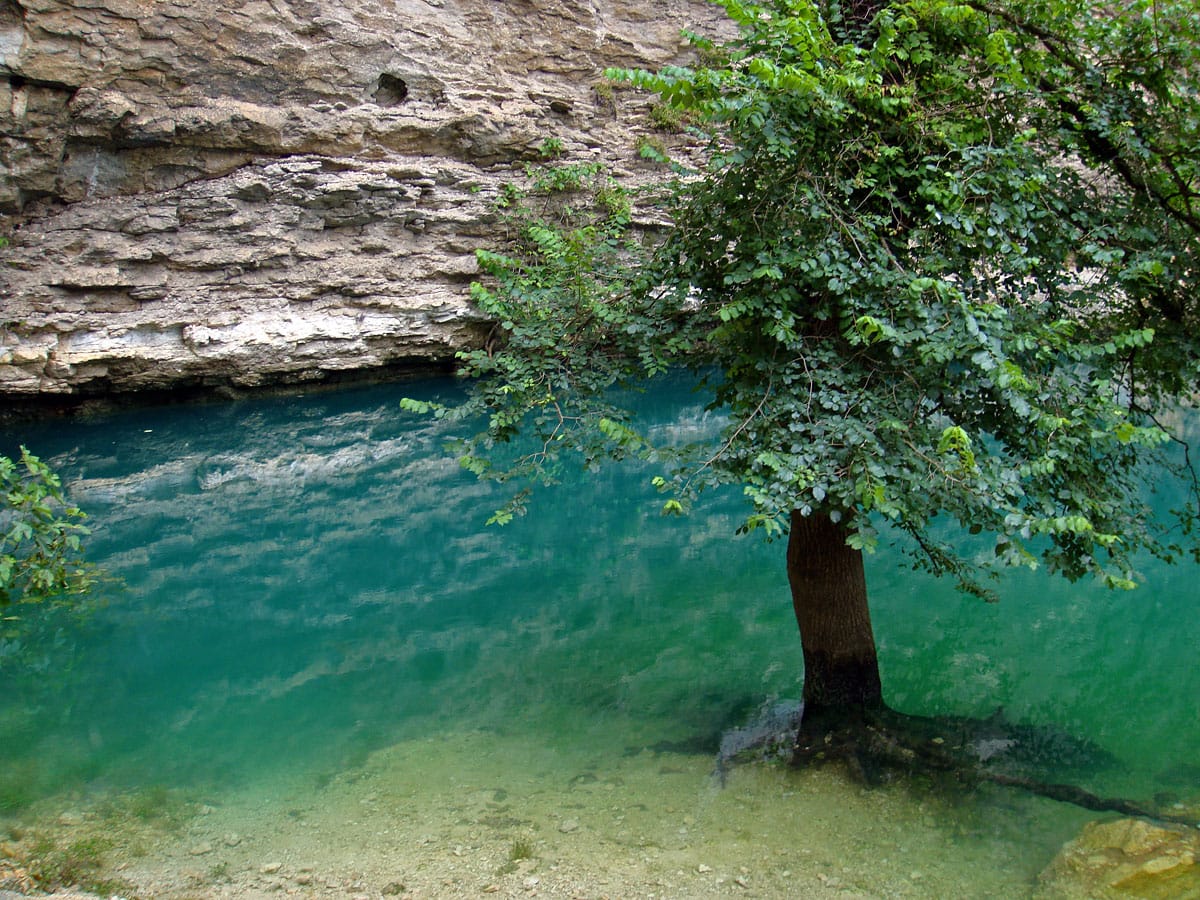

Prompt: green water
[{"left": 1, "top": 376, "right": 1197, "bottom": 896}]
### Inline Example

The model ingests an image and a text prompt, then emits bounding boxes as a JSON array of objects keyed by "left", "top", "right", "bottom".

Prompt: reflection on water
[
  {"left": 1, "top": 379, "right": 789, "bottom": 802},
  {"left": 1, "top": 376, "right": 1198, "bottom": 893}
]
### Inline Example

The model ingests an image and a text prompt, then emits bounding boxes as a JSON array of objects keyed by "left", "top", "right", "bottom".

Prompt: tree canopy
[{"left": 409, "top": 0, "right": 1200, "bottom": 602}]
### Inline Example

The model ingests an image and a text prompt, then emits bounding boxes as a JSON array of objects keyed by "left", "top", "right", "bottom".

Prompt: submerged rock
[
  {"left": 717, "top": 700, "right": 803, "bottom": 765},
  {"left": 713, "top": 699, "right": 803, "bottom": 784},
  {"left": 1036, "top": 817, "right": 1200, "bottom": 899}
]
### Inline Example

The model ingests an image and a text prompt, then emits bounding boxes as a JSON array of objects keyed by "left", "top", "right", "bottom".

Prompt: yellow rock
[
  {"left": 1077, "top": 819, "right": 1179, "bottom": 857},
  {"left": 1038, "top": 818, "right": 1200, "bottom": 899},
  {"left": 1110, "top": 852, "right": 1191, "bottom": 886}
]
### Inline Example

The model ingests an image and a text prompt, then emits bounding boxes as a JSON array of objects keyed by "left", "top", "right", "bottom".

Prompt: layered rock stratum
[{"left": 0, "top": 0, "right": 721, "bottom": 397}]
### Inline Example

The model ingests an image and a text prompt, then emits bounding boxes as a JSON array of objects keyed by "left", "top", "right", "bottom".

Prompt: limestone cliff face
[{"left": 0, "top": 0, "right": 722, "bottom": 396}]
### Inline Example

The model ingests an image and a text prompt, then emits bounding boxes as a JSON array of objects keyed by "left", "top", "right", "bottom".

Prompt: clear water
[{"left": 1, "top": 376, "right": 1197, "bottom": 897}]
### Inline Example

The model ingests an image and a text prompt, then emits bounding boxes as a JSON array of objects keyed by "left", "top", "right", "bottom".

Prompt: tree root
[{"left": 790, "top": 706, "right": 1199, "bottom": 830}]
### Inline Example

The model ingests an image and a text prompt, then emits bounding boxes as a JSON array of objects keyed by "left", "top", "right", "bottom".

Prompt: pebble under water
[{"left": 1, "top": 376, "right": 1197, "bottom": 898}]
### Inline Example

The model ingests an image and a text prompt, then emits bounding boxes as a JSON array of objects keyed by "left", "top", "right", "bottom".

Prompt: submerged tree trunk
[{"left": 787, "top": 509, "right": 884, "bottom": 720}]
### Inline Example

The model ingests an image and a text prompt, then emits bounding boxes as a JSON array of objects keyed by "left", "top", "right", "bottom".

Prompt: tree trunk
[
  {"left": 781, "top": 514, "right": 1185, "bottom": 820},
  {"left": 787, "top": 509, "right": 883, "bottom": 718}
]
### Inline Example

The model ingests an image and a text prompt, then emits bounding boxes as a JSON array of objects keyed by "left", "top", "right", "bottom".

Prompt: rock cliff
[{"left": 0, "top": 0, "right": 723, "bottom": 397}]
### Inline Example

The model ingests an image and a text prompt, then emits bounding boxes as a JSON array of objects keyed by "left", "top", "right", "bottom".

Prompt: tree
[
  {"left": 1, "top": 447, "right": 92, "bottom": 610},
  {"left": 406, "top": 0, "right": 1200, "bottom": 786}
]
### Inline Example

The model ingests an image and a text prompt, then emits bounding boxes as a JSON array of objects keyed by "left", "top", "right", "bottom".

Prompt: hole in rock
[{"left": 373, "top": 74, "right": 409, "bottom": 106}]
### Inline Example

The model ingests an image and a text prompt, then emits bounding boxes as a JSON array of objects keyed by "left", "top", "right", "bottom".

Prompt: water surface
[{"left": 1, "top": 377, "right": 1197, "bottom": 896}]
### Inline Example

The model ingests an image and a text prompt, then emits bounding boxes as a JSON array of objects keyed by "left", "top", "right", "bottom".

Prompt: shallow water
[{"left": 1, "top": 376, "right": 1197, "bottom": 896}]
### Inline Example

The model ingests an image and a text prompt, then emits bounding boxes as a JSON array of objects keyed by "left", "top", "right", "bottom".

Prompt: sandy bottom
[{"left": 3, "top": 728, "right": 1101, "bottom": 900}]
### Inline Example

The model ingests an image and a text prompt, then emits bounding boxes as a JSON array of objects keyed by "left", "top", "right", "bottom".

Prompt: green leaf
[
  {"left": 486, "top": 509, "right": 514, "bottom": 526},
  {"left": 400, "top": 398, "right": 435, "bottom": 415}
]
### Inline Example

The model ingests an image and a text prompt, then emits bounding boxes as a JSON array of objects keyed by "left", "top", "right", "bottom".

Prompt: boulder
[{"left": 1037, "top": 817, "right": 1200, "bottom": 899}]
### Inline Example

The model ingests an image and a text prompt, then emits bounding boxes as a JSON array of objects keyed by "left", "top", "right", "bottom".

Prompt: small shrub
[
  {"left": 496, "top": 182, "right": 526, "bottom": 209},
  {"left": 0, "top": 448, "right": 92, "bottom": 609},
  {"left": 593, "top": 79, "right": 618, "bottom": 113},
  {"left": 595, "top": 182, "right": 632, "bottom": 221},
  {"left": 527, "top": 161, "right": 605, "bottom": 194},
  {"left": 536, "top": 137, "right": 565, "bottom": 160},
  {"left": 635, "top": 135, "right": 670, "bottom": 164},
  {"left": 648, "top": 102, "right": 688, "bottom": 133}
]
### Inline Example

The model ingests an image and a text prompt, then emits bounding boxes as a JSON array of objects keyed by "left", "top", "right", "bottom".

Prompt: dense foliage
[
  {"left": 410, "top": 0, "right": 1200, "bottom": 600},
  {"left": 1, "top": 448, "right": 91, "bottom": 609}
]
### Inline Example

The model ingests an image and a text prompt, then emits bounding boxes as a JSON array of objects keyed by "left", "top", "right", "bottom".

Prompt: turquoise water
[{"left": 1, "top": 376, "right": 1198, "bottom": 894}]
